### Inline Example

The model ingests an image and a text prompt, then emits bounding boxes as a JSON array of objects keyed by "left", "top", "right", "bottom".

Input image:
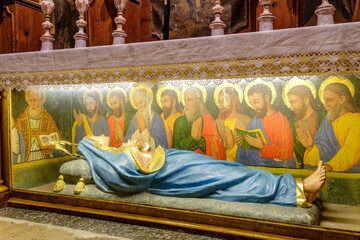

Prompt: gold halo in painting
[
  {"left": 25, "top": 90, "right": 46, "bottom": 105},
  {"left": 244, "top": 79, "right": 276, "bottom": 109},
  {"left": 106, "top": 87, "right": 127, "bottom": 108},
  {"left": 129, "top": 84, "right": 153, "bottom": 110},
  {"left": 318, "top": 76, "right": 355, "bottom": 104},
  {"left": 181, "top": 84, "right": 207, "bottom": 106},
  {"left": 156, "top": 84, "right": 181, "bottom": 109},
  {"left": 214, "top": 83, "right": 243, "bottom": 108},
  {"left": 83, "top": 89, "right": 103, "bottom": 105},
  {"left": 282, "top": 77, "right": 316, "bottom": 109}
]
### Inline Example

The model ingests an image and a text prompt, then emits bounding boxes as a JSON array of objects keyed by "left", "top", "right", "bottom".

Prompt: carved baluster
[
  {"left": 257, "top": 0, "right": 275, "bottom": 31},
  {"left": 112, "top": 0, "right": 129, "bottom": 44},
  {"left": 74, "top": 0, "right": 90, "bottom": 48},
  {"left": 315, "top": 0, "right": 336, "bottom": 25},
  {"left": 40, "top": 0, "right": 55, "bottom": 51},
  {"left": 209, "top": 0, "right": 226, "bottom": 36}
]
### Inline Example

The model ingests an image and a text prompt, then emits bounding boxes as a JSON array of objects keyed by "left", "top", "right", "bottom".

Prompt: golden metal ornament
[
  {"left": 244, "top": 78, "right": 276, "bottom": 109},
  {"left": 282, "top": 77, "right": 317, "bottom": 109},
  {"left": 53, "top": 175, "right": 66, "bottom": 192},
  {"left": 155, "top": 84, "right": 181, "bottom": 108},
  {"left": 318, "top": 76, "right": 355, "bottom": 104},
  {"left": 74, "top": 178, "right": 86, "bottom": 194},
  {"left": 214, "top": 82, "right": 243, "bottom": 108},
  {"left": 106, "top": 87, "right": 127, "bottom": 108},
  {"left": 181, "top": 84, "right": 207, "bottom": 105},
  {"left": 129, "top": 84, "right": 153, "bottom": 110}
]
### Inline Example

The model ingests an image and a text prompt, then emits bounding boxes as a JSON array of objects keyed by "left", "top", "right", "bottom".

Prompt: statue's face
[{"left": 27, "top": 91, "right": 43, "bottom": 119}]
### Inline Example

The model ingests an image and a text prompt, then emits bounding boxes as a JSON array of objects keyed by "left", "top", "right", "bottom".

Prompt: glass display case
[{"left": 1, "top": 22, "right": 360, "bottom": 239}]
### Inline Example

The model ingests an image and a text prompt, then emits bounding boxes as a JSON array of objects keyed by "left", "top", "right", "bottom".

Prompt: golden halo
[
  {"left": 214, "top": 83, "right": 243, "bottom": 108},
  {"left": 83, "top": 89, "right": 103, "bottom": 105},
  {"left": 282, "top": 77, "right": 316, "bottom": 109},
  {"left": 25, "top": 90, "right": 46, "bottom": 105},
  {"left": 129, "top": 84, "right": 153, "bottom": 110},
  {"left": 156, "top": 84, "right": 181, "bottom": 109},
  {"left": 181, "top": 84, "right": 207, "bottom": 106},
  {"left": 319, "top": 76, "right": 355, "bottom": 104},
  {"left": 244, "top": 79, "right": 276, "bottom": 109},
  {"left": 106, "top": 87, "right": 127, "bottom": 108}
]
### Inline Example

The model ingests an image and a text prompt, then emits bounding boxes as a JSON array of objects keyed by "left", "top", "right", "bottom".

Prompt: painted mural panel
[
  {"left": 9, "top": 75, "right": 360, "bottom": 207},
  {"left": 10, "top": 75, "right": 360, "bottom": 172}
]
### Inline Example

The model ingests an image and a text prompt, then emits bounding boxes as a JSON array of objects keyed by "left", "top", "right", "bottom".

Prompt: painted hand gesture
[
  {"left": 245, "top": 133, "right": 265, "bottom": 150},
  {"left": 73, "top": 109, "right": 83, "bottom": 126},
  {"left": 296, "top": 128, "right": 314, "bottom": 151}
]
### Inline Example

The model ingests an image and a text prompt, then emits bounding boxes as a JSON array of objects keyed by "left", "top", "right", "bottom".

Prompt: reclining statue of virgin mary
[{"left": 54, "top": 136, "right": 326, "bottom": 208}]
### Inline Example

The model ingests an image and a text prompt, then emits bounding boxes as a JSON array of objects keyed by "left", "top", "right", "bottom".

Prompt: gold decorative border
[{"left": 0, "top": 51, "right": 359, "bottom": 90}]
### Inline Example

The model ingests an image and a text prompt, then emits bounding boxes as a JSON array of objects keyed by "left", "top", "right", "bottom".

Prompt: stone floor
[{"left": 0, "top": 207, "right": 227, "bottom": 240}]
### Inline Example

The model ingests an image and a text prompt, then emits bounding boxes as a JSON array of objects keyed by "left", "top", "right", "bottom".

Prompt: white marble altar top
[{"left": 0, "top": 22, "right": 359, "bottom": 73}]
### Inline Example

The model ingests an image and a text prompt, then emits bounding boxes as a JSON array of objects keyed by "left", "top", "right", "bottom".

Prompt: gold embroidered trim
[
  {"left": 295, "top": 178, "right": 313, "bottom": 208},
  {"left": 1, "top": 51, "right": 359, "bottom": 90}
]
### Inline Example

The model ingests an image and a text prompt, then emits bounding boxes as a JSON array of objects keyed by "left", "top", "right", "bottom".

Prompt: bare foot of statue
[{"left": 303, "top": 161, "right": 326, "bottom": 203}]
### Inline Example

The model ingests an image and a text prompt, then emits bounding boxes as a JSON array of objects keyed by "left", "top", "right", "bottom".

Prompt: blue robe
[
  {"left": 77, "top": 139, "right": 297, "bottom": 207},
  {"left": 124, "top": 112, "right": 168, "bottom": 148},
  {"left": 75, "top": 116, "right": 110, "bottom": 143},
  {"left": 312, "top": 115, "right": 360, "bottom": 172},
  {"left": 235, "top": 117, "right": 296, "bottom": 168}
]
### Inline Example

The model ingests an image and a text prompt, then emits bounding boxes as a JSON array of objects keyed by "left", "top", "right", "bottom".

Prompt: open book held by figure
[{"left": 236, "top": 128, "right": 267, "bottom": 150}]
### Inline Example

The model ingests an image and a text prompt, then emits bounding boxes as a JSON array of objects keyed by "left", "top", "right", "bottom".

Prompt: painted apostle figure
[
  {"left": 106, "top": 88, "right": 131, "bottom": 148},
  {"left": 173, "top": 86, "right": 225, "bottom": 160},
  {"left": 215, "top": 85, "right": 251, "bottom": 162},
  {"left": 72, "top": 90, "right": 110, "bottom": 146},
  {"left": 285, "top": 83, "right": 326, "bottom": 168},
  {"left": 124, "top": 86, "right": 168, "bottom": 150},
  {"left": 235, "top": 83, "right": 295, "bottom": 168},
  {"left": 301, "top": 78, "right": 360, "bottom": 172},
  {"left": 158, "top": 88, "right": 182, "bottom": 148}
]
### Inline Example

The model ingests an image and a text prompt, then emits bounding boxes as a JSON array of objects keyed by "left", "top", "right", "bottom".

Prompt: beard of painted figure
[
  {"left": 184, "top": 105, "right": 200, "bottom": 122},
  {"left": 28, "top": 106, "right": 42, "bottom": 119},
  {"left": 293, "top": 100, "right": 307, "bottom": 121},
  {"left": 326, "top": 102, "right": 342, "bottom": 122},
  {"left": 162, "top": 104, "right": 173, "bottom": 120},
  {"left": 87, "top": 105, "right": 98, "bottom": 118},
  {"left": 138, "top": 107, "right": 151, "bottom": 129},
  {"left": 113, "top": 105, "right": 122, "bottom": 118},
  {"left": 255, "top": 102, "right": 267, "bottom": 119}
]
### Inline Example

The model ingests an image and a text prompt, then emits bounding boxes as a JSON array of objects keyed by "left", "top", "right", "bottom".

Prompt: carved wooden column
[
  {"left": 74, "top": 0, "right": 90, "bottom": 48},
  {"left": 209, "top": 0, "right": 226, "bottom": 36},
  {"left": 40, "top": 0, "right": 55, "bottom": 51},
  {"left": 315, "top": 0, "right": 336, "bottom": 25},
  {"left": 112, "top": 0, "right": 129, "bottom": 44},
  {"left": 0, "top": 91, "right": 10, "bottom": 193},
  {"left": 257, "top": 0, "right": 275, "bottom": 31}
]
